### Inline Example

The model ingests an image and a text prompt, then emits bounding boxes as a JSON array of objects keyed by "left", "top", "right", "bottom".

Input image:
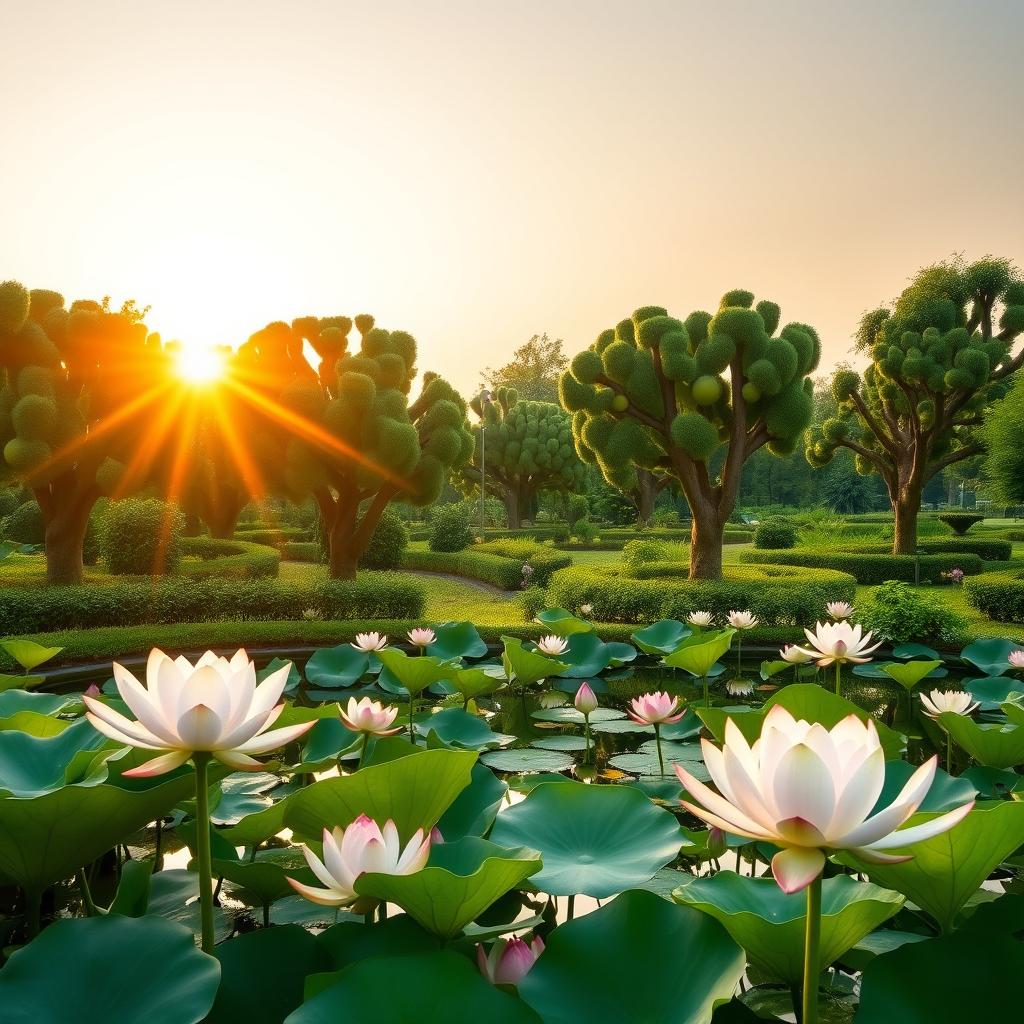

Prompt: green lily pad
[
  {"left": 609, "top": 741, "right": 710, "bottom": 779},
  {"left": 532, "top": 706, "right": 625, "bottom": 724},
  {"left": 296, "top": 717, "right": 362, "bottom": 772},
  {"left": 674, "top": 873, "right": 904, "bottom": 988},
  {"left": 258, "top": 657, "right": 300, "bottom": 692},
  {"left": 437, "top": 761, "right": 507, "bottom": 840},
  {"left": 857, "top": 929, "right": 1024, "bottom": 1023},
  {"left": 215, "top": 847, "right": 315, "bottom": 908},
  {"left": 375, "top": 649, "right": 459, "bottom": 695},
  {"left": 938, "top": 712, "right": 1024, "bottom": 769},
  {"left": 426, "top": 620, "right": 488, "bottom": 660},
  {"left": 416, "top": 708, "right": 514, "bottom": 750},
  {"left": 480, "top": 748, "right": 575, "bottom": 773},
  {"left": 502, "top": 637, "right": 569, "bottom": 686},
  {"left": 663, "top": 629, "right": 735, "bottom": 677},
  {"left": 0, "top": 638, "right": 63, "bottom": 671},
  {"left": 534, "top": 606, "right": 595, "bottom": 635},
  {"left": 304, "top": 646, "right": 370, "bottom": 689},
  {"left": 211, "top": 772, "right": 279, "bottom": 825},
  {"left": 632, "top": 619, "right": 692, "bottom": 656},
  {"left": 489, "top": 780, "right": 683, "bottom": 897},
  {"left": 964, "top": 676, "right": 1022, "bottom": 710},
  {"left": 0, "top": 689, "right": 80, "bottom": 717},
  {"left": 206, "top": 925, "right": 332, "bottom": 1024},
  {"left": 759, "top": 659, "right": 792, "bottom": 680},
  {"left": 844, "top": 801, "right": 1024, "bottom": 933},
  {"left": 284, "top": 747, "right": 476, "bottom": 842},
  {"left": 518, "top": 889, "right": 744, "bottom": 1024},
  {"left": 286, "top": 951, "right": 539, "bottom": 1024},
  {"left": 589, "top": 718, "right": 652, "bottom": 735},
  {"left": 661, "top": 708, "right": 703, "bottom": 740},
  {"left": 893, "top": 643, "right": 942, "bottom": 660},
  {"left": 553, "top": 632, "right": 636, "bottom": 678},
  {"left": 961, "top": 637, "right": 1021, "bottom": 677},
  {"left": 449, "top": 666, "right": 506, "bottom": 702},
  {"left": 531, "top": 735, "right": 588, "bottom": 751},
  {"left": 0, "top": 915, "right": 219, "bottom": 1023},
  {"left": 879, "top": 660, "right": 945, "bottom": 689},
  {"left": 0, "top": 672, "right": 45, "bottom": 693},
  {"left": 874, "top": 759, "right": 977, "bottom": 814},
  {"left": 355, "top": 836, "right": 541, "bottom": 938}
]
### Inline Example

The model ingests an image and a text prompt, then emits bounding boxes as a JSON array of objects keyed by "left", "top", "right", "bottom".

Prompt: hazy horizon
[{"left": 4, "top": 0, "right": 1023, "bottom": 398}]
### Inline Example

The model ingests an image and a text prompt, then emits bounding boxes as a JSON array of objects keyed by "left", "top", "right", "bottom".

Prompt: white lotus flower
[
  {"left": 826, "top": 601, "right": 854, "bottom": 621},
  {"left": 780, "top": 644, "right": 814, "bottom": 665},
  {"left": 351, "top": 632, "right": 388, "bottom": 652},
  {"left": 675, "top": 705, "right": 974, "bottom": 893},
  {"left": 536, "top": 635, "right": 569, "bottom": 656},
  {"left": 1009, "top": 650, "right": 1024, "bottom": 670},
  {"left": 919, "top": 690, "right": 979, "bottom": 718},
  {"left": 83, "top": 649, "right": 315, "bottom": 776},
  {"left": 340, "top": 696, "right": 402, "bottom": 736},
  {"left": 793, "top": 621, "right": 882, "bottom": 667},
  {"left": 407, "top": 627, "right": 436, "bottom": 648},
  {"left": 726, "top": 678, "right": 755, "bottom": 697},
  {"left": 687, "top": 611, "right": 714, "bottom": 628},
  {"left": 727, "top": 610, "right": 758, "bottom": 630},
  {"left": 288, "top": 815, "right": 431, "bottom": 908},
  {"left": 579, "top": 604, "right": 593, "bottom": 617}
]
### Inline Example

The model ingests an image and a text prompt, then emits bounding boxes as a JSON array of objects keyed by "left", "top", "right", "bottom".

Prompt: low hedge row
[
  {"left": 179, "top": 537, "right": 281, "bottom": 579},
  {"left": 235, "top": 526, "right": 309, "bottom": 545},
  {"left": 738, "top": 548, "right": 983, "bottom": 584},
  {"left": 0, "top": 574, "right": 424, "bottom": 634},
  {"left": 847, "top": 538, "right": 1013, "bottom": 561},
  {"left": 546, "top": 563, "right": 856, "bottom": 626},
  {"left": 280, "top": 541, "right": 322, "bottom": 562},
  {"left": 550, "top": 531, "right": 750, "bottom": 552},
  {"left": 402, "top": 548, "right": 572, "bottom": 589},
  {"left": 964, "top": 568, "right": 1024, "bottom": 623}
]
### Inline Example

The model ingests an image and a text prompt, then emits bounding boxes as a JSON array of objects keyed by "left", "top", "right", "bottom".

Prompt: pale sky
[{"left": 4, "top": 0, "right": 1022, "bottom": 398}]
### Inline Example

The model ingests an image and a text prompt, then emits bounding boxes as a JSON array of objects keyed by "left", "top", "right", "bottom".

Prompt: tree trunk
[
  {"left": 689, "top": 500, "right": 725, "bottom": 580},
  {"left": 893, "top": 490, "right": 921, "bottom": 555},
  {"left": 43, "top": 500, "right": 93, "bottom": 586},
  {"left": 503, "top": 490, "right": 522, "bottom": 530},
  {"left": 636, "top": 472, "right": 659, "bottom": 526}
]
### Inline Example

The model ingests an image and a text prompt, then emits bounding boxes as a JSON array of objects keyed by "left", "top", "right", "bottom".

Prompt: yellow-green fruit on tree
[
  {"left": 742, "top": 382, "right": 761, "bottom": 403},
  {"left": 611, "top": 394, "right": 629, "bottom": 412},
  {"left": 692, "top": 375, "right": 722, "bottom": 406}
]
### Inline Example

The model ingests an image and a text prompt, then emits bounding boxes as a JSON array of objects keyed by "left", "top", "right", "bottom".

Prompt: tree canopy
[
  {"left": 981, "top": 372, "right": 1024, "bottom": 506},
  {"left": 480, "top": 334, "right": 568, "bottom": 404}
]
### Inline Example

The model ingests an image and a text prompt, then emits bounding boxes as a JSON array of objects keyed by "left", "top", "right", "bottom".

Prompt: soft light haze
[{"left": 4, "top": 0, "right": 1022, "bottom": 397}]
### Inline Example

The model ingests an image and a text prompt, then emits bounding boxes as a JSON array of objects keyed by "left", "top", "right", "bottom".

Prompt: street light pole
[{"left": 477, "top": 390, "right": 492, "bottom": 540}]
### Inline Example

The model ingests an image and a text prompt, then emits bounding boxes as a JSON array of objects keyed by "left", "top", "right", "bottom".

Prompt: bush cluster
[
  {"left": 754, "top": 517, "right": 798, "bottom": 549},
  {"left": 739, "top": 547, "right": 984, "bottom": 584},
  {"left": 0, "top": 573, "right": 424, "bottom": 633},
  {"left": 428, "top": 503, "right": 474, "bottom": 552},
  {"left": 937, "top": 511, "right": 985, "bottom": 536},
  {"left": 404, "top": 548, "right": 571, "bottom": 589},
  {"left": 858, "top": 581, "right": 967, "bottom": 644},
  {"left": 358, "top": 507, "right": 409, "bottom": 570},
  {"left": 280, "top": 541, "right": 322, "bottom": 562},
  {"left": 963, "top": 568, "right": 1024, "bottom": 623},
  {"left": 547, "top": 563, "right": 856, "bottom": 625},
  {"left": 178, "top": 537, "right": 281, "bottom": 579},
  {"left": 850, "top": 538, "right": 1012, "bottom": 561},
  {"left": 234, "top": 526, "right": 309, "bottom": 546},
  {"left": 98, "top": 498, "right": 184, "bottom": 576},
  {"left": 3, "top": 500, "right": 45, "bottom": 545}
]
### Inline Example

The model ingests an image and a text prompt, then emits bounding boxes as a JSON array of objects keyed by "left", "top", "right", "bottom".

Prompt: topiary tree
[
  {"left": 980, "top": 371, "right": 1024, "bottom": 507},
  {"left": 559, "top": 293, "right": 819, "bottom": 579},
  {"left": 232, "top": 316, "right": 474, "bottom": 578},
  {"left": 464, "top": 388, "right": 587, "bottom": 529},
  {"left": 805, "top": 258, "right": 1024, "bottom": 553},
  {"left": 0, "top": 281, "right": 172, "bottom": 583}
]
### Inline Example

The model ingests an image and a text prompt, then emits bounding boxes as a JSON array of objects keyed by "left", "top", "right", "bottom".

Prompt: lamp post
[{"left": 477, "top": 389, "right": 493, "bottom": 539}]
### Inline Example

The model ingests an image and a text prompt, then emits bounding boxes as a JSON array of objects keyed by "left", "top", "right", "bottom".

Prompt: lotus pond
[{"left": 1, "top": 611, "right": 1023, "bottom": 1024}]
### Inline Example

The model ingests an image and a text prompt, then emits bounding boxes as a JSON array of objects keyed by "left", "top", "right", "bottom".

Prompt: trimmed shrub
[
  {"left": 754, "top": 517, "right": 798, "bottom": 549},
  {"left": 358, "top": 507, "right": 409, "bottom": 570},
  {"left": 738, "top": 547, "right": 984, "bottom": 584},
  {"left": 546, "top": 563, "right": 856, "bottom": 626},
  {"left": 475, "top": 538, "right": 549, "bottom": 561},
  {"left": 848, "top": 538, "right": 1012, "bottom": 562},
  {"left": 3, "top": 500, "right": 44, "bottom": 544},
  {"left": 404, "top": 548, "right": 571, "bottom": 589},
  {"left": 571, "top": 518, "right": 599, "bottom": 542},
  {"left": 235, "top": 526, "right": 308, "bottom": 546},
  {"left": 938, "top": 512, "right": 985, "bottom": 536},
  {"left": 0, "top": 573, "right": 424, "bottom": 633},
  {"left": 519, "top": 586, "right": 548, "bottom": 622},
  {"left": 179, "top": 537, "right": 280, "bottom": 579},
  {"left": 859, "top": 581, "right": 966, "bottom": 645},
  {"left": 567, "top": 494, "right": 589, "bottom": 527},
  {"left": 964, "top": 568, "right": 1024, "bottom": 623},
  {"left": 98, "top": 499, "right": 184, "bottom": 576},
  {"left": 280, "top": 541, "right": 321, "bottom": 562},
  {"left": 429, "top": 503, "right": 474, "bottom": 552},
  {"left": 0, "top": 488, "right": 21, "bottom": 518}
]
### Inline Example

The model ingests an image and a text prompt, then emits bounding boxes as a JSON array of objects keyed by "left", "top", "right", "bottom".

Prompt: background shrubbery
[
  {"left": 858, "top": 581, "right": 967, "bottom": 644},
  {"left": 429, "top": 502, "right": 474, "bottom": 552},
  {"left": 358, "top": 507, "right": 409, "bottom": 570},
  {"left": 754, "top": 517, "right": 798, "bottom": 549},
  {"left": 98, "top": 498, "right": 184, "bottom": 576}
]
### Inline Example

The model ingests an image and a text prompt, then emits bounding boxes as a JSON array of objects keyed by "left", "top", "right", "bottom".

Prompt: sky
[{"left": 3, "top": 0, "right": 1023, "bottom": 398}]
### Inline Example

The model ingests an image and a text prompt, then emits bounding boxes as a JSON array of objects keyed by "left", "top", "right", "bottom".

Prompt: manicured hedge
[
  {"left": 234, "top": 526, "right": 309, "bottom": 546},
  {"left": 964, "top": 568, "right": 1024, "bottom": 623},
  {"left": 280, "top": 541, "right": 322, "bottom": 562},
  {"left": 551, "top": 530, "right": 750, "bottom": 552},
  {"left": 403, "top": 548, "right": 572, "bottom": 589},
  {"left": 547, "top": 563, "right": 856, "bottom": 626},
  {"left": 738, "top": 547, "right": 983, "bottom": 584},
  {"left": 0, "top": 573, "right": 424, "bottom": 634},
  {"left": 179, "top": 537, "right": 281, "bottom": 579},
  {"left": 848, "top": 538, "right": 1012, "bottom": 562}
]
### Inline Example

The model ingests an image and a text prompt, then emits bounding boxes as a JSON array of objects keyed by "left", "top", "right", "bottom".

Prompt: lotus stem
[
  {"left": 76, "top": 868, "right": 100, "bottom": 917},
  {"left": 193, "top": 752, "right": 216, "bottom": 954},
  {"left": 358, "top": 732, "right": 369, "bottom": 770},
  {"left": 154, "top": 816, "right": 164, "bottom": 870},
  {"left": 946, "top": 730, "right": 952, "bottom": 775},
  {"left": 702, "top": 673, "right": 710, "bottom": 708},
  {"left": 737, "top": 636, "right": 743, "bottom": 675},
  {"left": 801, "top": 873, "right": 822, "bottom": 1024},
  {"left": 567, "top": 894, "right": 576, "bottom": 920},
  {"left": 25, "top": 891, "right": 41, "bottom": 939},
  {"left": 654, "top": 723, "right": 665, "bottom": 778},
  {"left": 583, "top": 715, "right": 592, "bottom": 764},
  {"left": 408, "top": 694, "right": 415, "bottom": 742},
  {"left": 834, "top": 662, "right": 842, "bottom": 696}
]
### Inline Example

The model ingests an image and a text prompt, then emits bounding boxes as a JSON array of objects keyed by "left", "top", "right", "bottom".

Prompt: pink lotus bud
[
  {"left": 707, "top": 826, "right": 728, "bottom": 858},
  {"left": 574, "top": 682, "right": 598, "bottom": 716},
  {"left": 477, "top": 935, "right": 545, "bottom": 986},
  {"left": 84, "top": 684, "right": 101, "bottom": 698}
]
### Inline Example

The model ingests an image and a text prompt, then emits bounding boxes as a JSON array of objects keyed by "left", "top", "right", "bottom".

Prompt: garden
[{"left": 2, "top": 260, "right": 1024, "bottom": 1024}]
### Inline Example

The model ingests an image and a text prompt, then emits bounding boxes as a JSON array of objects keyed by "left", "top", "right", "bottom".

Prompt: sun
[{"left": 174, "top": 342, "right": 227, "bottom": 385}]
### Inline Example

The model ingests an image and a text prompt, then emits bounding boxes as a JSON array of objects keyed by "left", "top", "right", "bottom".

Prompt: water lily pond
[{"left": 1, "top": 616, "right": 1023, "bottom": 1024}]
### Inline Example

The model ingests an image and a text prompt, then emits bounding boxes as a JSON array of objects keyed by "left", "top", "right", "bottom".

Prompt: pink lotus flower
[
  {"left": 340, "top": 696, "right": 401, "bottom": 736},
  {"left": 536, "top": 635, "right": 569, "bottom": 656},
  {"left": 477, "top": 935, "right": 545, "bottom": 986},
  {"left": 727, "top": 610, "right": 758, "bottom": 630},
  {"left": 84, "top": 683, "right": 101, "bottom": 697},
  {"left": 919, "top": 690, "right": 979, "bottom": 718},
  {"left": 1009, "top": 650, "right": 1024, "bottom": 671},
  {"left": 407, "top": 627, "right": 436, "bottom": 649},
  {"left": 83, "top": 649, "right": 315, "bottom": 776},
  {"left": 628, "top": 691, "right": 685, "bottom": 725},
  {"left": 574, "top": 682, "right": 599, "bottom": 716},
  {"left": 288, "top": 815, "right": 431, "bottom": 909},
  {"left": 826, "top": 601, "right": 854, "bottom": 620},
  {"left": 351, "top": 632, "right": 388, "bottom": 652},
  {"left": 793, "top": 621, "right": 882, "bottom": 667},
  {"left": 674, "top": 705, "right": 974, "bottom": 893}
]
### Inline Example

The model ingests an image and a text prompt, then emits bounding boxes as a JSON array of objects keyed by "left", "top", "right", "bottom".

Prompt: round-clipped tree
[
  {"left": 0, "top": 282, "right": 173, "bottom": 583},
  {"left": 805, "top": 257, "right": 1024, "bottom": 553},
  {"left": 233, "top": 316, "right": 474, "bottom": 578},
  {"left": 465, "top": 388, "right": 587, "bottom": 529},
  {"left": 559, "top": 292, "right": 819, "bottom": 578}
]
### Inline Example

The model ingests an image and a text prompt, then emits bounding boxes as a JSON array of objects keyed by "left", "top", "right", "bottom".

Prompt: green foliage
[
  {"left": 404, "top": 547, "right": 570, "bottom": 589},
  {"left": 428, "top": 502, "right": 474, "bottom": 552},
  {"left": 964, "top": 568, "right": 1024, "bottom": 623},
  {"left": 547, "top": 563, "right": 855, "bottom": 625},
  {"left": 98, "top": 498, "right": 184, "bottom": 576},
  {"left": 739, "top": 547, "right": 984, "bottom": 585},
  {"left": 937, "top": 511, "right": 984, "bottom": 535},
  {"left": 753, "top": 516, "right": 797, "bottom": 549},
  {"left": 3, "top": 499, "right": 44, "bottom": 544},
  {"left": 357, "top": 506, "right": 408, "bottom": 569},
  {"left": 480, "top": 332, "right": 568, "bottom": 404},
  {"left": 518, "top": 585, "right": 548, "bottom": 621},
  {"left": 858, "top": 581, "right": 967, "bottom": 645},
  {"left": 981, "top": 372, "right": 1024, "bottom": 504},
  {"left": 178, "top": 536, "right": 281, "bottom": 579}
]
